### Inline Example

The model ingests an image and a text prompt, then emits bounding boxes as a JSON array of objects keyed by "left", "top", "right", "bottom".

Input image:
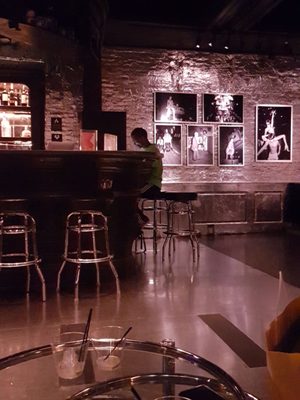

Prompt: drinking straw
[
  {"left": 131, "top": 385, "right": 142, "bottom": 400},
  {"left": 78, "top": 308, "right": 93, "bottom": 361},
  {"left": 103, "top": 326, "right": 132, "bottom": 361}
]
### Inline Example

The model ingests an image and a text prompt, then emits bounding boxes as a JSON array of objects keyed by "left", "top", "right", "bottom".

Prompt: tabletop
[{"left": 0, "top": 339, "right": 259, "bottom": 400}]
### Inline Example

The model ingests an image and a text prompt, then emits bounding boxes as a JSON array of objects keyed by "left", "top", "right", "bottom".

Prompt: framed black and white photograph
[
  {"left": 154, "top": 124, "right": 182, "bottom": 166},
  {"left": 218, "top": 125, "right": 244, "bottom": 166},
  {"left": 256, "top": 105, "right": 292, "bottom": 162},
  {"left": 187, "top": 125, "right": 214, "bottom": 166},
  {"left": 203, "top": 93, "right": 243, "bottom": 124},
  {"left": 154, "top": 92, "right": 197, "bottom": 123}
]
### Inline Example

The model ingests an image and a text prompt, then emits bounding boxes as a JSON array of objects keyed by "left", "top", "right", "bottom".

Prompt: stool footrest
[
  {"left": 64, "top": 251, "right": 112, "bottom": 264},
  {"left": 0, "top": 254, "right": 41, "bottom": 268}
]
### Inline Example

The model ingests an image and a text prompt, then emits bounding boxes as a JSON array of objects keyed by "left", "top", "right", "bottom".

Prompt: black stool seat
[
  {"left": 141, "top": 191, "right": 167, "bottom": 200},
  {"left": 0, "top": 198, "right": 29, "bottom": 212},
  {"left": 163, "top": 192, "right": 197, "bottom": 202},
  {"left": 69, "top": 198, "right": 100, "bottom": 211}
]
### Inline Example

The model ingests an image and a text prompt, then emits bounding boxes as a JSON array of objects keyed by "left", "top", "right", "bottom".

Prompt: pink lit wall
[{"left": 101, "top": 47, "right": 300, "bottom": 185}]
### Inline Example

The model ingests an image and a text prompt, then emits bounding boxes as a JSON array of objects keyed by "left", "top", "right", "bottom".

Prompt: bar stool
[
  {"left": 162, "top": 192, "right": 200, "bottom": 262},
  {"left": 138, "top": 192, "right": 167, "bottom": 253},
  {"left": 134, "top": 230, "right": 147, "bottom": 253},
  {"left": 0, "top": 198, "right": 46, "bottom": 301},
  {"left": 56, "top": 210, "right": 120, "bottom": 300}
]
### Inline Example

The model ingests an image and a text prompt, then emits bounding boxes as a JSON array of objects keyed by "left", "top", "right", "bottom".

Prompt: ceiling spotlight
[
  {"left": 224, "top": 45, "right": 229, "bottom": 50},
  {"left": 196, "top": 43, "right": 200, "bottom": 49},
  {"left": 208, "top": 42, "right": 213, "bottom": 47},
  {"left": 284, "top": 41, "right": 289, "bottom": 45}
]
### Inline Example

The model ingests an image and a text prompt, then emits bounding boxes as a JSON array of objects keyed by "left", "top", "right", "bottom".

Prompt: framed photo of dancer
[
  {"left": 218, "top": 125, "right": 244, "bottom": 166},
  {"left": 154, "top": 92, "right": 197, "bottom": 123},
  {"left": 203, "top": 93, "right": 243, "bottom": 124},
  {"left": 256, "top": 105, "right": 292, "bottom": 162},
  {"left": 187, "top": 125, "right": 214, "bottom": 166},
  {"left": 154, "top": 123, "right": 182, "bottom": 166}
]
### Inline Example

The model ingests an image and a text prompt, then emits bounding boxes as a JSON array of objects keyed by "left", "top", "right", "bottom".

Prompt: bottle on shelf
[
  {"left": 17, "top": 88, "right": 22, "bottom": 106},
  {"left": 9, "top": 83, "right": 16, "bottom": 106},
  {"left": 1, "top": 83, "right": 8, "bottom": 106},
  {"left": 21, "top": 85, "right": 29, "bottom": 107},
  {"left": 0, "top": 114, "right": 11, "bottom": 137}
]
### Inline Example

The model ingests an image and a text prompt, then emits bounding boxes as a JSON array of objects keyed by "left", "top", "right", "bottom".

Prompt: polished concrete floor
[{"left": 1, "top": 232, "right": 300, "bottom": 399}]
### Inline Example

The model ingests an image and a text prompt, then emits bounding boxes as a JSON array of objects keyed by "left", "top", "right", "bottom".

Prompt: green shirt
[{"left": 144, "top": 143, "right": 163, "bottom": 189}]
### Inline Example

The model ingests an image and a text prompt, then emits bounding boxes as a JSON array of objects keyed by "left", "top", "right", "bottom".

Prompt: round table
[{"left": 0, "top": 339, "right": 259, "bottom": 400}]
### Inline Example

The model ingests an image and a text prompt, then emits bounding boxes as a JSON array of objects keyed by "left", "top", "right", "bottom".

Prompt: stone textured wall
[
  {"left": 44, "top": 63, "right": 83, "bottom": 148},
  {"left": 101, "top": 47, "right": 300, "bottom": 185}
]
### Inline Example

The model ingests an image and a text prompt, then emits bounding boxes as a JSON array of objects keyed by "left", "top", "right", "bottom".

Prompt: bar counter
[{"left": 0, "top": 150, "right": 155, "bottom": 287}]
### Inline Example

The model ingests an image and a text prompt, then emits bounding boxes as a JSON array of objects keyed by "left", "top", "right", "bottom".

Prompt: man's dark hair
[{"left": 131, "top": 127, "right": 147, "bottom": 139}]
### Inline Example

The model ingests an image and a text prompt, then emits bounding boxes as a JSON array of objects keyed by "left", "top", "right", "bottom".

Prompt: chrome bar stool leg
[
  {"left": 134, "top": 231, "right": 147, "bottom": 253},
  {"left": 74, "top": 264, "right": 81, "bottom": 301},
  {"left": 56, "top": 260, "right": 66, "bottom": 292},
  {"left": 57, "top": 221, "right": 70, "bottom": 292},
  {"left": 108, "top": 259, "right": 120, "bottom": 295},
  {"left": 33, "top": 261, "right": 46, "bottom": 302},
  {"left": 31, "top": 216, "right": 46, "bottom": 302},
  {"left": 104, "top": 226, "right": 120, "bottom": 294},
  {"left": 25, "top": 216, "right": 31, "bottom": 294},
  {"left": 91, "top": 213, "right": 100, "bottom": 287}
]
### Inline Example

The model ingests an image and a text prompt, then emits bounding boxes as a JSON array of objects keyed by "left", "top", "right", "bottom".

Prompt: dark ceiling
[
  {"left": 106, "top": 0, "right": 299, "bottom": 33},
  {"left": 1, "top": 0, "right": 300, "bottom": 55},
  {"left": 104, "top": 0, "right": 300, "bottom": 55}
]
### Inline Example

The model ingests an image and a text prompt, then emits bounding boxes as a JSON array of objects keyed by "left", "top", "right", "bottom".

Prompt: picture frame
[
  {"left": 187, "top": 125, "right": 214, "bottom": 166},
  {"left": 203, "top": 93, "right": 243, "bottom": 124},
  {"left": 80, "top": 129, "right": 98, "bottom": 151},
  {"left": 154, "top": 92, "right": 197, "bottom": 123},
  {"left": 104, "top": 133, "right": 118, "bottom": 151},
  {"left": 154, "top": 123, "right": 182, "bottom": 166},
  {"left": 255, "top": 104, "right": 292, "bottom": 162},
  {"left": 218, "top": 125, "right": 244, "bottom": 166}
]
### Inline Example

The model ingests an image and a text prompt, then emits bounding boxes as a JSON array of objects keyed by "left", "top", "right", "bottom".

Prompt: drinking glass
[
  {"left": 51, "top": 331, "right": 89, "bottom": 380},
  {"left": 91, "top": 325, "right": 125, "bottom": 370}
]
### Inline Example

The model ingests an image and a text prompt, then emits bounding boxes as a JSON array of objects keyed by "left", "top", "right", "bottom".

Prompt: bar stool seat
[
  {"left": 0, "top": 198, "right": 46, "bottom": 301},
  {"left": 57, "top": 210, "right": 120, "bottom": 300},
  {"left": 162, "top": 192, "right": 200, "bottom": 262},
  {"left": 69, "top": 198, "right": 100, "bottom": 211}
]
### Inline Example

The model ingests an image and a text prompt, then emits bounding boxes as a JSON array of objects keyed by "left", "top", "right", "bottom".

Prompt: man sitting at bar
[{"left": 131, "top": 127, "right": 163, "bottom": 226}]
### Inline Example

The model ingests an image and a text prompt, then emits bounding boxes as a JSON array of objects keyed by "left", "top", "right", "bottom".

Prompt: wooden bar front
[{"left": 0, "top": 150, "right": 154, "bottom": 289}]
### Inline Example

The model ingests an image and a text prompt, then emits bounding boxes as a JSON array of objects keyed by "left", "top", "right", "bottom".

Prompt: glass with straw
[{"left": 51, "top": 309, "right": 93, "bottom": 379}]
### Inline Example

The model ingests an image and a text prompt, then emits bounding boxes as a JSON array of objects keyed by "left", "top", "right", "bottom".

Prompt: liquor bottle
[
  {"left": 9, "top": 83, "right": 15, "bottom": 106},
  {"left": 17, "top": 88, "right": 22, "bottom": 106},
  {"left": 21, "top": 85, "right": 29, "bottom": 107},
  {"left": 1, "top": 83, "right": 8, "bottom": 106}
]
